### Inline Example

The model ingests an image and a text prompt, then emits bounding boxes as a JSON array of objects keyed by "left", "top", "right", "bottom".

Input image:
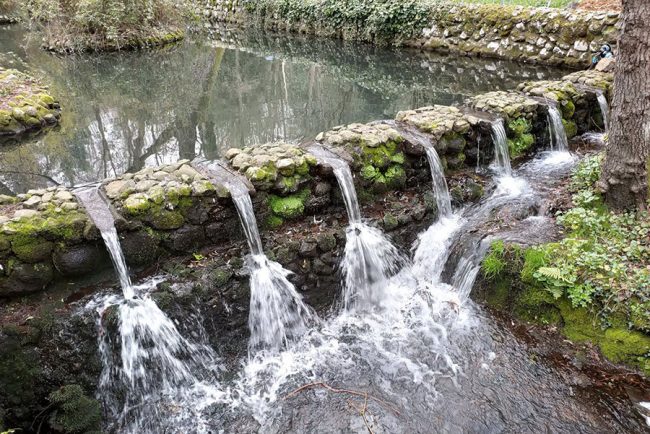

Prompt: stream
[{"left": 0, "top": 24, "right": 646, "bottom": 434}]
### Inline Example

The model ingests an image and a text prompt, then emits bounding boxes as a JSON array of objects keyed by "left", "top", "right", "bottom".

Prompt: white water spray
[
  {"left": 197, "top": 162, "right": 315, "bottom": 352},
  {"left": 76, "top": 187, "right": 223, "bottom": 434},
  {"left": 425, "top": 146, "right": 452, "bottom": 217},
  {"left": 308, "top": 144, "right": 403, "bottom": 310}
]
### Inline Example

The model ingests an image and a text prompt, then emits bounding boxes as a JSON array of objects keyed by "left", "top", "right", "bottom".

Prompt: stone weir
[
  {"left": 0, "top": 70, "right": 612, "bottom": 298},
  {"left": 201, "top": 0, "right": 619, "bottom": 68}
]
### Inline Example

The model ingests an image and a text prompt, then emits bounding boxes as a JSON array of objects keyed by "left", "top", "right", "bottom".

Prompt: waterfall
[
  {"left": 597, "top": 92, "right": 609, "bottom": 131},
  {"left": 308, "top": 144, "right": 403, "bottom": 310},
  {"left": 76, "top": 186, "right": 222, "bottom": 433},
  {"left": 424, "top": 147, "right": 452, "bottom": 218},
  {"left": 388, "top": 123, "right": 452, "bottom": 218},
  {"left": 490, "top": 120, "right": 512, "bottom": 176},
  {"left": 547, "top": 105, "right": 569, "bottom": 151},
  {"left": 75, "top": 186, "right": 134, "bottom": 298},
  {"left": 196, "top": 161, "right": 314, "bottom": 352}
]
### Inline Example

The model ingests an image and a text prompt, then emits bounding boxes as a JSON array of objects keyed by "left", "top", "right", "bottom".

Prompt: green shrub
[{"left": 26, "top": 0, "right": 189, "bottom": 52}]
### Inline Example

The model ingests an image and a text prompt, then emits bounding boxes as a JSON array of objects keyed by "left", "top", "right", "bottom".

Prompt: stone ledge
[{"left": 0, "top": 75, "right": 608, "bottom": 297}]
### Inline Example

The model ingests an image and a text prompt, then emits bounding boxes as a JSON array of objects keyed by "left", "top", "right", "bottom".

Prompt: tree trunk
[{"left": 599, "top": 0, "right": 650, "bottom": 210}]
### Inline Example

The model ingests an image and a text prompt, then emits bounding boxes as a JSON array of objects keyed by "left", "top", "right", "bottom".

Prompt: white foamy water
[
  {"left": 92, "top": 279, "right": 225, "bottom": 434},
  {"left": 424, "top": 146, "right": 452, "bottom": 217}
]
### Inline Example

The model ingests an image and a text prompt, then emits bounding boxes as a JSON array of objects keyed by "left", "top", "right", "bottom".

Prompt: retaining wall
[
  {"left": 199, "top": 0, "right": 619, "bottom": 68},
  {"left": 0, "top": 70, "right": 612, "bottom": 297}
]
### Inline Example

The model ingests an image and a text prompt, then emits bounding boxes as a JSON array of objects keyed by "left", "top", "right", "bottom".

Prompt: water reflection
[{"left": 0, "top": 26, "right": 567, "bottom": 193}]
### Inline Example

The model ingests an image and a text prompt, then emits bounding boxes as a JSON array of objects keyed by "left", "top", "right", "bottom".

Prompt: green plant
[{"left": 26, "top": 0, "right": 189, "bottom": 52}]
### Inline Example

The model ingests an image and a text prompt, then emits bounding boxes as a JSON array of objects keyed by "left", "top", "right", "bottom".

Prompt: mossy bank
[
  {"left": 0, "top": 67, "right": 61, "bottom": 141},
  {"left": 200, "top": 0, "right": 619, "bottom": 68}
]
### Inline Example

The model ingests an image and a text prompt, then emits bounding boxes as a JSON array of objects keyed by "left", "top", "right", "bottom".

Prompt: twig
[
  {"left": 347, "top": 393, "right": 375, "bottom": 434},
  {"left": 284, "top": 381, "right": 401, "bottom": 416}
]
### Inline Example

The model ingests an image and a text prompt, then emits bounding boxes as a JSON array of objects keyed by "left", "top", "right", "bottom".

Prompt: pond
[{"left": 0, "top": 25, "right": 566, "bottom": 193}]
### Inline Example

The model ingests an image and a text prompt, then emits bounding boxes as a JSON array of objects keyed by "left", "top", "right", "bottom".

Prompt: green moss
[
  {"left": 265, "top": 214, "right": 284, "bottom": 229},
  {"left": 48, "top": 384, "right": 101, "bottom": 433},
  {"left": 507, "top": 133, "right": 535, "bottom": 158},
  {"left": 507, "top": 118, "right": 532, "bottom": 137},
  {"left": 384, "top": 164, "right": 406, "bottom": 188},
  {"left": 10, "top": 235, "right": 53, "bottom": 263},
  {"left": 149, "top": 209, "right": 184, "bottom": 230},
  {"left": 268, "top": 188, "right": 310, "bottom": 220},
  {"left": 481, "top": 240, "right": 507, "bottom": 279},
  {"left": 562, "top": 119, "right": 578, "bottom": 139},
  {"left": 561, "top": 100, "right": 576, "bottom": 119}
]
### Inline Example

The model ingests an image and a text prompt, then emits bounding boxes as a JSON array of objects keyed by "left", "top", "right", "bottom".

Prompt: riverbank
[
  {"left": 201, "top": 0, "right": 619, "bottom": 68},
  {"left": 0, "top": 67, "right": 60, "bottom": 142}
]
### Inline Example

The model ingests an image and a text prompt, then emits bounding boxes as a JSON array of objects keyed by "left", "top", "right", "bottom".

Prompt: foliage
[
  {"left": 522, "top": 152, "right": 650, "bottom": 327},
  {"left": 48, "top": 384, "right": 102, "bottom": 433},
  {"left": 244, "top": 0, "right": 433, "bottom": 43},
  {"left": 25, "top": 0, "right": 189, "bottom": 52},
  {"left": 506, "top": 118, "right": 535, "bottom": 158}
]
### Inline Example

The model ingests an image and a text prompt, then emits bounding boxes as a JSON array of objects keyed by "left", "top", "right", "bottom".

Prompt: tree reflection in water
[{"left": 0, "top": 27, "right": 566, "bottom": 193}]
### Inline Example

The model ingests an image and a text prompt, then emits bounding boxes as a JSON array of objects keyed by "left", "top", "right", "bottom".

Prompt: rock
[
  {"left": 276, "top": 158, "right": 296, "bottom": 176},
  {"left": 60, "top": 202, "right": 78, "bottom": 211},
  {"left": 299, "top": 240, "right": 318, "bottom": 257},
  {"left": 1, "top": 262, "right": 54, "bottom": 296},
  {"left": 595, "top": 57, "right": 616, "bottom": 73},
  {"left": 23, "top": 195, "right": 42, "bottom": 209},
  {"left": 121, "top": 230, "right": 160, "bottom": 266},
  {"left": 316, "top": 232, "right": 337, "bottom": 252},
  {"left": 169, "top": 225, "right": 205, "bottom": 252},
  {"left": 53, "top": 244, "right": 109, "bottom": 276},
  {"left": 573, "top": 40, "right": 589, "bottom": 52},
  {"left": 54, "top": 190, "right": 74, "bottom": 201},
  {"left": 13, "top": 209, "right": 38, "bottom": 219}
]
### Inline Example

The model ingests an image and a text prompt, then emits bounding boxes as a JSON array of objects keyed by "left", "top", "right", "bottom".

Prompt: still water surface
[{"left": 0, "top": 26, "right": 565, "bottom": 193}]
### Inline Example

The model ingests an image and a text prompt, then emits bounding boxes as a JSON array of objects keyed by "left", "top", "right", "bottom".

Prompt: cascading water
[
  {"left": 597, "top": 92, "right": 609, "bottom": 131},
  {"left": 75, "top": 186, "right": 134, "bottom": 298},
  {"left": 424, "top": 147, "right": 452, "bottom": 218},
  {"left": 195, "top": 161, "right": 314, "bottom": 352},
  {"left": 307, "top": 144, "right": 403, "bottom": 310},
  {"left": 547, "top": 105, "right": 569, "bottom": 151},
  {"left": 490, "top": 119, "right": 512, "bottom": 176},
  {"left": 75, "top": 186, "right": 223, "bottom": 433}
]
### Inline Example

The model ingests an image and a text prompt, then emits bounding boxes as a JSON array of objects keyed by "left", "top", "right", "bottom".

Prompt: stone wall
[
  {"left": 0, "top": 71, "right": 612, "bottom": 298},
  {"left": 199, "top": 0, "right": 619, "bottom": 68}
]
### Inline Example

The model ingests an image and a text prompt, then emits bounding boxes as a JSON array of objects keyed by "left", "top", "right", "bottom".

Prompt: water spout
[
  {"left": 195, "top": 161, "right": 314, "bottom": 352},
  {"left": 546, "top": 105, "right": 569, "bottom": 151},
  {"left": 307, "top": 144, "right": 403, "bottom": 310},
  {"left": 75, "top": 185, "right": 133, "bottom": 298},
  {"left": 424, "top": 147, "right": 452, "bottom": 218},
  {"left": 490, "top": 120, "right": 512, "bottom": 176},
  {"left": 596, "top": 92, "right": 609, "bottom": 131}
]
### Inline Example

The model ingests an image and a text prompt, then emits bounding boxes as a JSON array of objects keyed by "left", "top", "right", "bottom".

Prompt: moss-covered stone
[
  {"left": 268, "top": 188, "right": 310, "bottom": 220},
  {"left": 479, "top": 242, "right": 650, "bottom": 375},
  {"left": 48, "top": 384, "right": 102, "bottom": 433}
]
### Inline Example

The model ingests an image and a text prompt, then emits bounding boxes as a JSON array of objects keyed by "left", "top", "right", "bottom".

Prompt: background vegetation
[{"left": 25, "top": 0, "right": 190, "bottom": 51}]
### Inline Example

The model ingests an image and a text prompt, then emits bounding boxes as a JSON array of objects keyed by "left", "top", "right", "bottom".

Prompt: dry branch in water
[{"left": 283, "top": 381, "right": 401, "bottom": 416}]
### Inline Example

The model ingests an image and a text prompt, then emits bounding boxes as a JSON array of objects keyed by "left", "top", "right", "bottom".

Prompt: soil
[{"left": 577, "top": 0, "right": 621, "bottom": 12}]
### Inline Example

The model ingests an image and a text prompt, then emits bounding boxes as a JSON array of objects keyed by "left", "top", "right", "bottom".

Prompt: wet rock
[
  {"left": 0, "top": 261, "right": 54, "bottom": 296},
  {"left": 53, "top": 244, "right": 109, "bottom": 276},
  {"left": 299, "top": 239, "right": 318, "bottom": 258},
  {"left": 169, "top": 225, "right": 205, "bottom": 252},
  {"left": 121, "top": 230, "right": 160, "bottom": 266},
  {"left": 316, "top": 232, "right": 337, "bottom": 252}
]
